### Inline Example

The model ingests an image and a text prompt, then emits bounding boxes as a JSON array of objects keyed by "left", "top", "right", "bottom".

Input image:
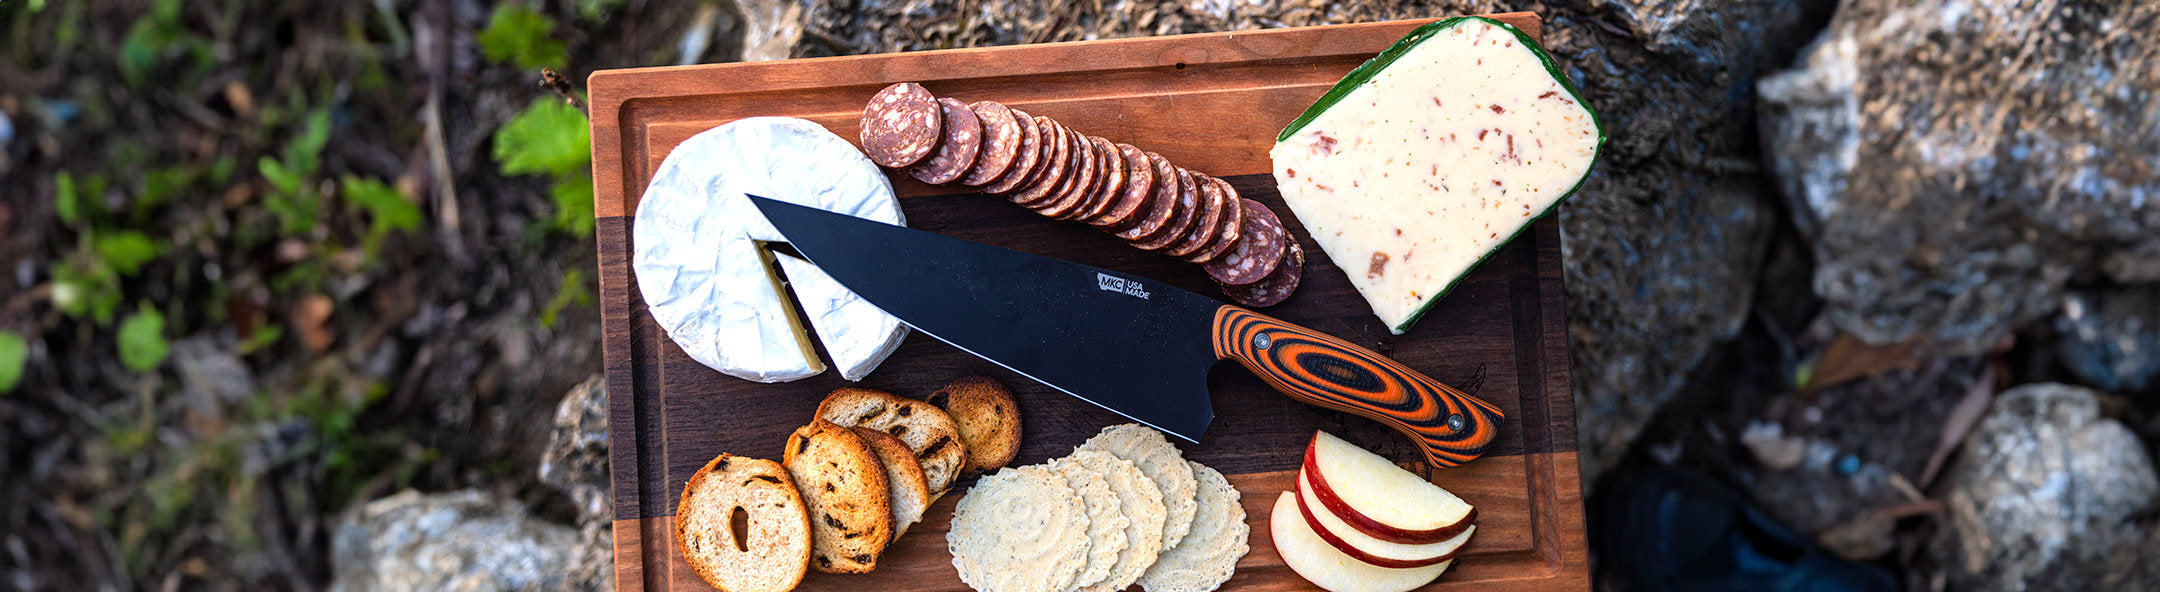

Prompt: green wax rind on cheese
[
  {"left": 1277, "top": 16, "right": 1605, "bottom": 146},
  {"left": 1271, "top": 16, "right": 1606, "bottom": 334}
]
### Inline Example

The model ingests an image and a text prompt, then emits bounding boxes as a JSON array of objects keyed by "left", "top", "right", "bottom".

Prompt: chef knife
[{"left": 750, "top": 195, "right": 1504, "bottom": 468}]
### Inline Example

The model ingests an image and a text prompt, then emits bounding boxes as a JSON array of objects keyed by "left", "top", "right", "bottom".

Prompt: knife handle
[{"left": 1210, "top": 306, "right": 1504, "bottom": 468}]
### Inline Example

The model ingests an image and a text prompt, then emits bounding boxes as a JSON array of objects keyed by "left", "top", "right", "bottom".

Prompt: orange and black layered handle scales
[{"left": 1212, "top": 306, "right": 1504, "bottom": 468}]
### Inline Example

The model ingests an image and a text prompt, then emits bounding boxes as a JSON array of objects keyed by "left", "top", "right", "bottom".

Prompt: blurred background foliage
[{"left": 0, "top": 0, "right": 700, "bottom": 588}]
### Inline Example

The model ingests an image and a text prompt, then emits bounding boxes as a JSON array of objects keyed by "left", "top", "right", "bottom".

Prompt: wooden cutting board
[{"left": 592, "top": 13, "right": 1585, "bottom": 592}]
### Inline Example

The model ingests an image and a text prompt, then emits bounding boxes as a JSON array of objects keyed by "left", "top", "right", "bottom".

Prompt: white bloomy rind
[
  {"left": 1271, "top": 18, "right": 1599, "bottom": 333},
  {"left": 633, "top": 117, "right": 908, "bottom": 382},
  {"left": 1270, "top": 493, "right": 1451, "bottom": 592},
  {"left": 1309, "top": 431, "right": 1474, "bottom": 533}
]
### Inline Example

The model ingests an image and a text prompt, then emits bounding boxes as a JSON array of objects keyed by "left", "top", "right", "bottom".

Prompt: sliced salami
[
  {"left": 1185, "top": 177, "right": 1247, "bottom": 264},
  {"left": 1055, "top": 135, "right": 1111, "bottom": 221},
  {"left": 1115, "top": 153, "right": 1181, "bottom": 242},
  {"left": 860, "top": 83, "right": 943, "bottom": 168},
  {"left": 1222, "top": 241, "right": 1304, "bottom": 308},
  {"left": 1163, "top": 171, "right": 1228, "bottom": 258},
  {"left": 1133, "top": 167, "right": 1201, "bottom": 251},
  {"left": 980, "top": 108, "right": 1043, "bottom": 194},
  {"left": 1202, "top": 199, "right": 1289, "bottom": 286},
  {"left": 1008, "top": 118, "right": 1073, "bottom": 206},
  {"left": 1077, "top": 136, "right": 1126, "bottom": 221},
  {"left": 960, "top": 101, "right": 1023, "bottom": 186},
  {"left": 908, "top": 98, "right": 983, "bottom": 185},
  {"left": 1094, "top": 144, "right": 1154, "bottom": 231},
  {"left": 1035, "top": 128, "right": 1097, "bottom": 219}
]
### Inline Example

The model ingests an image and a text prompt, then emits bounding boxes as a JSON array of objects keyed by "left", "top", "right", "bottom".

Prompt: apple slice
[
  {"left": 1296, "top": 471, "right": 1474, "bottom": 568},
  {"left": 1304, "top": 430, "right": 1476, "bottom": 543},
  {"left": 1271, "top": 492, "right": 1453, "bottom": 592}
]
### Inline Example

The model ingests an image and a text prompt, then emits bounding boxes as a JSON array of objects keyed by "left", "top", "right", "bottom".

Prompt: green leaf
[
  {"left": 56, "top": 171, "right": 81, "bottom": 226},
  {"left": 259, "top": 157, "right": 301, "bottom": 195},
  {"left": 340, "top": 176, "right": 422, "bottom": 233},
  {"left": 541, "top": 270, "right": 594, "bottom": 329},
  {"left": 286, "top": 109, "right": 332, "bottom": 176},
  {"left": 550, "top": 175, "right": 596, "bottom": 239},
  {"left": 576, "top": 0, "right": 624, "bottom": 22},
  {"left": 477, "top": 4, "right": 567, "bottom": 70},
  {"left": 493, "top": 98, "right": 591, "bottom": 177},
  {"left": 140, "top": 166, "right": 196, "bottom": 211},
  {"left": 53, "top": 260, "right": 123, "bottom": 324},
  {"left": 237, "top": 326, "right": 283, "bottom": 355},
  {"left": 0, "top": 331, "right": 27, "bottom": 394},
  {"left": 95, "top": 232, "right": 163, "bottom": 276},
  {"left": 117, "top": 303, "right": 169, "bottom": 373}
]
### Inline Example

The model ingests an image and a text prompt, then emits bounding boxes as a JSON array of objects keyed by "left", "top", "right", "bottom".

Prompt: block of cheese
[
  {"left": 1270, "top": 17, "right": 1603, "bottom": 334},
  {"left": 633, "top": 117, "right": 909, "bottom": 382}
]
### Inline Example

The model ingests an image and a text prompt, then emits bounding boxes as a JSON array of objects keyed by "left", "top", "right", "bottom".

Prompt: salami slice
[
  {"left": 1009, "top": 118, "right": 1073, "bottom": 206},
  {"left": 1163, "top": 171, "right": 1228, "bottom": 258},
  {"left": 960, "top": 101, "right": 1023, "bottom": 186},
  {"left": 1185, "top": 177, "right": 1247, "bottom": 264},
  {"left": 1077, "top": 136, "right": 1126, "bottom": 221},
  {"left": 1133, "top": 167, "right": 1201, "bottom": 251},
  {"left": 1115, "top": 153, "right": 1181, "bottom": 242},
  {"left": 909, "top": 98, "right": 982, "bottom": 185},
  {"left": 981, "top": 108, "right": 1043, "bottom": 194},
  {"left": 1202, "top": 199, "right": 1289, "bottom": 285},
  {"left": 1222, "top": 241, "right": 1304, "bottom": 308},
  {"left": 1035, "top": 128, "right": 1097, "bottom": 219},
  {"left": 860, "top": 83, "right": 943, "bottom": 168},
  {"left": 1094, "top": 144, "right": 1154, "bottom": 231},
  {"left": 1057, "top": 135, "right": 1112, "bottom": 221}
]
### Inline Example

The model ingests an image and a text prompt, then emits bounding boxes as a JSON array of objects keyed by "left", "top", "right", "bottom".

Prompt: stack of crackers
[{"left": 949, "top": 424, "right": 1251, "bottom": 592}]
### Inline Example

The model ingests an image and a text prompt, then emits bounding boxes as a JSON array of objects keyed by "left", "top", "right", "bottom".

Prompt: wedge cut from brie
[
  {"left": 633, "top": 117, "right": 909, "bottom": 382},
  {"left": 1271, "top": 17, "right": 1603, "bottom": 334},
  {"left": 773, "top": 252, "right": 908, "bottom": 381}
]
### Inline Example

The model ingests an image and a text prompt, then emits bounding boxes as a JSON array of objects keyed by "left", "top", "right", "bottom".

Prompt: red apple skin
[
  {"left": 1295, "top": 477, "right": 1460, "bottom": 568},
  {"left": 1303, "top": 431, "right": 1477, "bottom": 545}
]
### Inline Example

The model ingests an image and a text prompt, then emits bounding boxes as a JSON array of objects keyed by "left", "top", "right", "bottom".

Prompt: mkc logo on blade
[{"left": 1096, "top": 273, "right": 1151, "bottom": 299}]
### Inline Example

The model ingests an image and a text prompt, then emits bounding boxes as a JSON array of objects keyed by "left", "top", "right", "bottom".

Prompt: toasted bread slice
[
  {"left": 817, "top": 388, "right": 968, "bottom": 497},
  {"left": 928, "top": 375, "right": 1023, "bottom": 474},
  {"left": 675, "top": 453, "right": 811, "bottom": 592},
  {"left": 850, "top": 426, "right": 932, "bottom": 540},
  {"left": 783, "top": 419, "right": 892, "bottom": 573}
]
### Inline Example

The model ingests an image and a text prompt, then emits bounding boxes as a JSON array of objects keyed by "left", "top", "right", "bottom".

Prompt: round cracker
[
  {"left": 1050, "top": 456, "right": 1131, "bottom": 590},
  {"left": 949, "top": 466, "right": 1093, "bottom": 592},
  {"left": 1066, "top": 450, "right": 1166, "bottom": 592},
  {"left": 1077, "top": 424, "right": 1199, "bottom": 556},
  {"left": 1137, "top": 463, "right": 1250, "bottom": 592}
]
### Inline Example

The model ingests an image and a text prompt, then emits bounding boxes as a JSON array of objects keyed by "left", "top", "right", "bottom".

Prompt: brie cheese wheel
[
  {"left": 773, "top": 252, "right": 908, "bottom": 381},
  {"left": 1271, "top": 17, "right": 1603, "bottom": 334},
  {"left": 633, "top": 117, "right": 909, "bottom": 382}
]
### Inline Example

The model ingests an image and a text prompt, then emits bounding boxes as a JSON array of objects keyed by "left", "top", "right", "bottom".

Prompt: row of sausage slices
[{"left": 858, "top": 82, "right": 1303, "bottom": 307}]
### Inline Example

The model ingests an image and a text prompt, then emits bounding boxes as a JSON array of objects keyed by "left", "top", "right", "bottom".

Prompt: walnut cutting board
[{"left": 591, "top": 13, "right": 1586, "bottom": 592}]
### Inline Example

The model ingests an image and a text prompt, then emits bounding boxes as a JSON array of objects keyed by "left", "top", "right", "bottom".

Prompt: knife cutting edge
[{"left": 748, "top": 195, "right": 1504, "bottom": 468}]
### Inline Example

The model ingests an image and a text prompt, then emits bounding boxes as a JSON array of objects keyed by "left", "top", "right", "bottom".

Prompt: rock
[
  {"left": 733, "top": 0, "right": 804, "bottom": 62},
  {"left": 330, "top": 490, "right": 580, "bottom": 592},
  {"left": 541, "top": 375, "right": 613, "bottom": 592},
  {"left": 1738, "top": 355, "right": 1988, "bottom": 561},
  {"left": 1931, "top": 383, "right": 2160, "bottom": 591},
  {"left": 2054, "top": 287, "right": 2160, "bottom": 393},
  {"left": 1760, "top": 0, "right": 2160, "bottom": 355}
]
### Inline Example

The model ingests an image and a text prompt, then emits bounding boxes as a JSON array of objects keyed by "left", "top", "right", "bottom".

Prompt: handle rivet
[
  {"left": 1254, "top": 333, "right": 1273, "bottom": 350},
  {"left": 1446, "top": 413, "right": 1465, "bottom": 432}
]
